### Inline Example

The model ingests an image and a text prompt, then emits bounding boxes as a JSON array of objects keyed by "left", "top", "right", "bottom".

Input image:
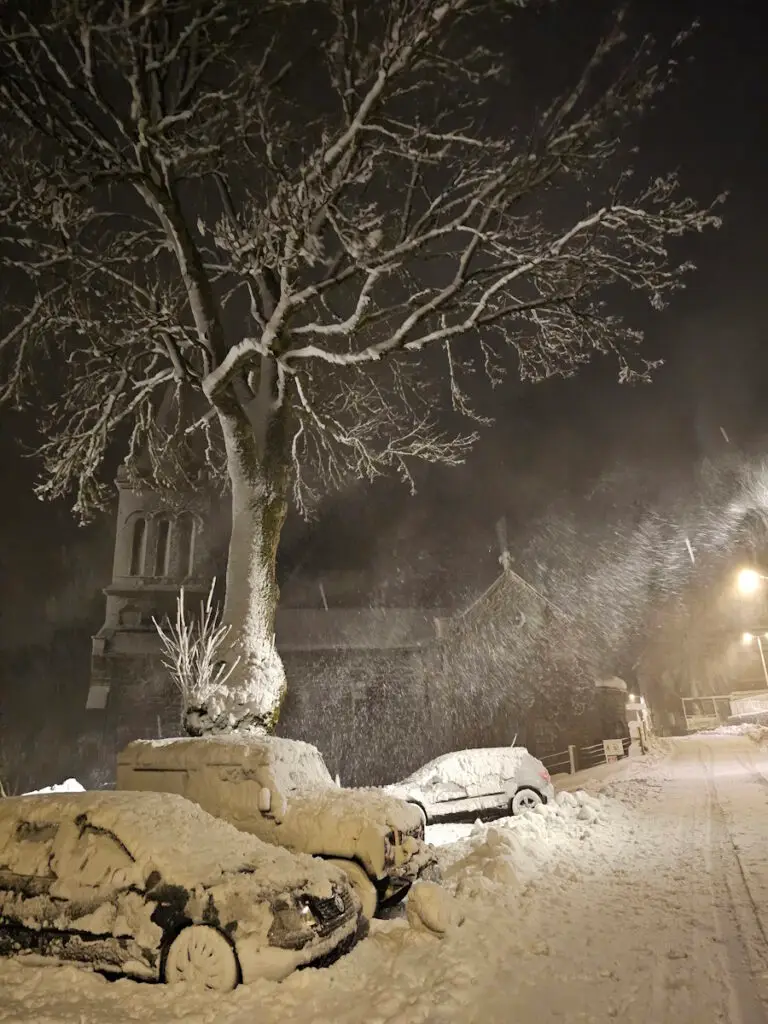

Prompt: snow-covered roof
[
  {"left": 0, "top": 790, "right": 326, "bottom": 890},
  {"left": 594, "top": 677, "right": 628, "bottom": 692},
  {"left": 399, "top": 747, "right": 531, "bottom": 789},
  {"left": 121, "top": 735, "right": 341, "bottom": 794},
  {"left": 119, "top": 734, "right": 321, "bottom": 770},
  {"left": 275, "top": 608, "right": 448, "bottom": 650},
  {"left": 23, "top": 778, "right": 85, "bottom": 795}
]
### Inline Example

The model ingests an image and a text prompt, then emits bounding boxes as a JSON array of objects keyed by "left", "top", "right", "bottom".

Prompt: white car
[
  {"left": 0, "top": 791, "right": 363, "bottom": 990},
  {"left": 117, "top": 736, "right": 438, "bottom": 920},
  {"left": 385, "top": 747, "right": 555, "bottom": 823}
]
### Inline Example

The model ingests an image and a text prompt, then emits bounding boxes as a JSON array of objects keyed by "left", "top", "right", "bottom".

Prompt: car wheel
[
  {"left": 510, "top": 787, "right": 544, "bottom": 816},
  {"left": 407, "top": 801, "right": 428, "bottom": 827},
  {"left": 327, "top": 858, "right": 378, "bottom": 920},
  {"left": 164, "top": 925, "right": 240, "bottom": 991},
  {"left": 378, "top": 880, "right": 411, "bottom": 911}
]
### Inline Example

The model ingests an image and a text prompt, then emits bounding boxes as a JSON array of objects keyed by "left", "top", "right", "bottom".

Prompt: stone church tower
[{"left": 87, "top": 461, "right": 216, "bottom": 741}]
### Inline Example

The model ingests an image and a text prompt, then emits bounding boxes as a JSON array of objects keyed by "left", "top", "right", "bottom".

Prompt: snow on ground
[
  {"left": 705, "top": 722, "right": 768, "bottom": 742},
  {"left": 3, "top": 736, "right": 768, "bottom": 1022},
  {"left": 426, "top": 789, "right": 604, "bottom": 863},
  {"left": 23, "top": 778, "right": 85, "bottom": 795}
]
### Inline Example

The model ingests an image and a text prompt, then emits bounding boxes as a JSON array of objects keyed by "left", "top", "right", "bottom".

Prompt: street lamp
[
  {"left": 741, "top": 631, "right": 768, "bottom": 688},
  {"left": 737, "top": 568, "right": 763, "bottom": 595}
]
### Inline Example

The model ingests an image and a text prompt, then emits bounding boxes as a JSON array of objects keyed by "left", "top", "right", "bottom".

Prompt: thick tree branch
[{"left": 0, "top": 0, "right": 722, "bottom": 518}]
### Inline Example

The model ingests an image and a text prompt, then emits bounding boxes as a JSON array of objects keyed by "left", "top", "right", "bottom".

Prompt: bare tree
[{"left": 0, "top": 0, "right": 722, "bottom": 733}]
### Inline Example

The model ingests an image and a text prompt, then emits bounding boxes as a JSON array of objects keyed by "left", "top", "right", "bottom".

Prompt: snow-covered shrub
[{"left": 153, "top": 579, "right": 240, "bottom": 729}]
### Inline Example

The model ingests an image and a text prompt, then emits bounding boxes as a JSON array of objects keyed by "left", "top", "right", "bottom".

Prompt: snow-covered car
[
  {"left": 0, "top": 791, "right": 363, "bottom": 990},
  {"left": 117, "top": 736, "right": 438, "bottom": 920},
  {"left": 385, "top": 747, "right": 555, "bottom": 823}
]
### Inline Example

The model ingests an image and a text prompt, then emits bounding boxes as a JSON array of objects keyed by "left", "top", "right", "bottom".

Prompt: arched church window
[
  {"left": 129, "top": 518, "right": 147, "bottom": 576},
  {"left": 154, "top": 518, "right": 171, "bottom": 577},
  {"left": 175, "top": 514, "right": 196, "bottom": 577}
]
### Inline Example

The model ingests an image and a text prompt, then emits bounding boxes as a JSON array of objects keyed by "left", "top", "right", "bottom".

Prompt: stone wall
[
  {"left": 88, "top": 649, "right": 630, "bottom": 788},
  {"left": 278, "top": 648, "right": 433, "bottom": 786},
  {"left": 90, "top": 652, "right": 182, "bottom": 754}
]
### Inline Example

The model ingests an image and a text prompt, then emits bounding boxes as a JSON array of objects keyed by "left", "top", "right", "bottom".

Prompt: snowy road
[
  {"left": 3, "top": 733, "right": 768, "bottom": 1023},
  {"left": 485, "top": 733, "right": 768, "bottom": 1024}
]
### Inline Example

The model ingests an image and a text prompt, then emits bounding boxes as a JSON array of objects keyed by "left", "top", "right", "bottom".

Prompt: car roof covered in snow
[
  {"left": 0, "top": 790, "right": 334, "bottom": 890},
  {"left": 401, "top": 747, "right": 532, "bottom": 787},
  {"left": 119, "top": 734, "right": 323, "bottom": 769},
  {"left": 119, "top": 735, "right": 335, "bottom": 792}
]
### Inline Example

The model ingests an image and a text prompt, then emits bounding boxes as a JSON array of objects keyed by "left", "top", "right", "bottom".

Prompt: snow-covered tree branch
[{"left": 0, "top": 0, "right": 723, "bottom": 732}]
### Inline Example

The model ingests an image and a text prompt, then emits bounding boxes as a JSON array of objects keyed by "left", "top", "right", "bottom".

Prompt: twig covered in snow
[
  {"left": 153, "top": 579, "right": 240, "bottom": 721},
  {"left": 0, "top": 0, "right": 723, "bottom": 518}
]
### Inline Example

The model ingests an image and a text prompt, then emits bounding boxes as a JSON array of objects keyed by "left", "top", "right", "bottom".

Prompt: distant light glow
[
  {"left": 743, "top": 631, "right": 754, "bottom": 645},
  {"left": 737, "top": 568, "right": 762, "bottom": 595}
]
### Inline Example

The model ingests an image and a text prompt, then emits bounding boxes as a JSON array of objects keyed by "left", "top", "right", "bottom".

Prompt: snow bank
[
  {"left": 22, "top": 779, "right": 85, "bottom": 795},
  {"left": 429, "top": 790, "right": 606, "bottom": 890},
  {"left": 705, "top": 723, "right": 768, "bottom": 743},
  {"left": 406, "top": 881, "right": 465, "bottom": 935}
]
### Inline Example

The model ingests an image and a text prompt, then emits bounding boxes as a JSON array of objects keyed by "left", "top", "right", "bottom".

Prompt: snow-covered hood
[
  {"left": 278, "top": 786, "right": 424, "bottom": 836},
  {"left": 273, "top": 786, "right": 426, "bottom": 879},
  {"left": 183, "top": 856, "right": 351, "bottom": 941}
]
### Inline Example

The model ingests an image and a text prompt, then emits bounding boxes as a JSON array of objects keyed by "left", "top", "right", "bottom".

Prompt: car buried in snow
[
  {"left": 0, "top": 791, "right": 363, "bottom": 990},
  {"left": 117, "top": 736, "right": 438, "bottom": 921},
  {"left": 384, "top": 746, "right": 555, "bottom": 824}
]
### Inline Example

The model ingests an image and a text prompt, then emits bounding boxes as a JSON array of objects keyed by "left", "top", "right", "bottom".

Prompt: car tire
[
  {"left": 326, "top": 859, "right": 378, "bottom": 920},
  {"left": 164, "top": 925, "right": 240, "bottom": 991},
  {"left": 378, "top": 880, "right": 411, "bottom": 911},
  {"left": 510, "top": 787, "right": 544, "bottom": 816}
]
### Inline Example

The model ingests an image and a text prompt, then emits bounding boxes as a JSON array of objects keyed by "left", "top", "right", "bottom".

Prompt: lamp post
[
  {"left": 742, "top": 631, "right": 768, "bottom": 688},
  {"left": 736, "top": 568, "right": 767, "bottom": 595},
  {"left": 736, "top": 570, "right": 768, "bottom": 689}
]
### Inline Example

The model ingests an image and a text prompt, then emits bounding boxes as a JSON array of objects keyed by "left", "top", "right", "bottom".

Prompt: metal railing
[{"left": 540, "top": 737, "right": 634, "bottom": 777}]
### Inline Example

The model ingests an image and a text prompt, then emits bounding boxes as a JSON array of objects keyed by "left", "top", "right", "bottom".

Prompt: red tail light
[{"left": 539, "top": 769, "right": 550, "bottom": 781}]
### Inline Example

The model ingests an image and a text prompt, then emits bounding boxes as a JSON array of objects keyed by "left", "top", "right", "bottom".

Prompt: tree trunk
[{"left": 185, "top": 399, "right": 289, "bottom": 735}]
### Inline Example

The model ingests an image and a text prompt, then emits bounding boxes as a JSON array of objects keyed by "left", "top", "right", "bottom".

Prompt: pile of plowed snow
[
  {"left": 428, "top": 790, "right": 606, "bottom": 897},
  {"left": 705, "top": 723, "right": 768, "bottom": 742}
]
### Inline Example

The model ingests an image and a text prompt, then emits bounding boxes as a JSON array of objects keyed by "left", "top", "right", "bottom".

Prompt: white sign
[{"left": 603, "top": 739, "right": 624, "bottom": 761}]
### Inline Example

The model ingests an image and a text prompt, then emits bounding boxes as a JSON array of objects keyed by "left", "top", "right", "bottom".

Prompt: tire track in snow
[
  {"left": 644, "top": 740, "right": 736, "bottom": 1024},
  {"left": 698, "top": 741, "right": 768, "bottom": 1024}
]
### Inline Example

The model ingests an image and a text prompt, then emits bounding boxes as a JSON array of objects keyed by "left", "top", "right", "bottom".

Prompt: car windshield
[{"left": 402, "top": 753, "right": 460, "bottom": 787}]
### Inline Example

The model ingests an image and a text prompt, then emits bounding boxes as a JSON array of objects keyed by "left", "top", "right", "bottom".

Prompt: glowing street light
[
  {"left": 741, "top": 630, "right": 768, "bottom": 688},
  {"left": 737, "top": 568, "right": 763, "bottom": 595}
]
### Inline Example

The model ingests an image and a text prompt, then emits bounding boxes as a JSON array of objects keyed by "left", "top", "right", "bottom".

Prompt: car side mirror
[{"left": 258, "top": 787, "right": 272, "bottom": 813}]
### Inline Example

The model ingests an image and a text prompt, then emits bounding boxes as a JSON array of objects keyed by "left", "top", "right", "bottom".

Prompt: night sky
[{"left": 1, "top": 0, "right": 767, "bottom": 649}]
